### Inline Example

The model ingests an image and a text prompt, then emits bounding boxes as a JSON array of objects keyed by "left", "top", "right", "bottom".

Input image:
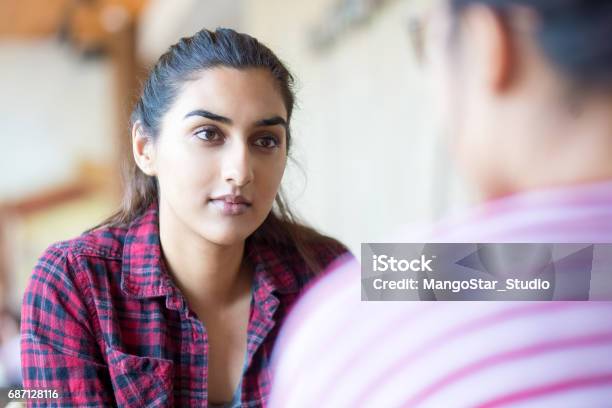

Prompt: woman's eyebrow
[
  {"left": 184, "top": 110, "right": 287, "bottom": 129},
  {"left": 255, "top": 116, "right": 288, "bottom": 129},
  {"left": 184, "top": 109, "right": 232, "bottom": 124}
]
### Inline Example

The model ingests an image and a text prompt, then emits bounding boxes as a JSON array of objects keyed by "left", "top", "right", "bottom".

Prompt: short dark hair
[{"left": 451, "top": 0, "right": 612, "bottom": 90}]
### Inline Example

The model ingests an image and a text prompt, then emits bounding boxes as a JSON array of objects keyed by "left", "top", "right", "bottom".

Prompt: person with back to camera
[
  {"left": 21, "top": 28, "right": 350, "bottom": 407},
  {"left": 270, "top": 0, "right": 612, "bottom": 406}
]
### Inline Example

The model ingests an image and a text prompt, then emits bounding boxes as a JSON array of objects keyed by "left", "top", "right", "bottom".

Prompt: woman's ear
[
  {"left": 132, "top": 121, "right": 157, "bottom": 176},
  {"left": 463, "top": 4, "right": 514, "bottom": 93}
]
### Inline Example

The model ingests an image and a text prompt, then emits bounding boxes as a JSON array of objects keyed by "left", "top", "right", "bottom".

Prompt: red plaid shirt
[{"left": 21, "top": 202, "right": 349, "bottom": 407}]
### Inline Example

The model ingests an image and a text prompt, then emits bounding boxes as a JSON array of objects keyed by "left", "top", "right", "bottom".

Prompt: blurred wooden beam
[
  {"left": 0, "top": 183, "right": 91, "bottom": 216},
  {"left": 0, "top": 0, "right": 148, "bottom": 46},
  {"left": 0, "top": 0, "right": 69, "bottom": 38},
  {"left": 108, "top": 20, "right": 141, "bottom": 187},
  {"left": 0, "top": 162, "right": 114, "bottom": 216}
]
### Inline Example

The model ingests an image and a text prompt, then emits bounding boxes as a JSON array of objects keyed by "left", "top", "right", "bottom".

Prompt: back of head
[
  {"left": 439, "top": 0, "right": 612, "bottom": 199},
  {"left": 451, "top": 0, "right": 612, "bottom": 90}
]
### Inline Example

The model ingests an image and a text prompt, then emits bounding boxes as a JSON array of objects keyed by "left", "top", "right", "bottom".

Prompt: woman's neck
[{"left": 158, "top": 204, "right": 250, "bottom": 310}]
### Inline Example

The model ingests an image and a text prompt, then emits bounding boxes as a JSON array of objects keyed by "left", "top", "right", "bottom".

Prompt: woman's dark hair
[
  {"left": 451, "top": 0, "right": 612, "bottom": 90},
  {"left": 95, "top": 28, "right": 341, "bottom": 273}
]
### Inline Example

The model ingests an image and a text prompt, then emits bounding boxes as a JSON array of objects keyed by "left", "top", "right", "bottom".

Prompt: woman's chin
[{"left": 198, "top": 224, "right": 257, "bottom": 247}]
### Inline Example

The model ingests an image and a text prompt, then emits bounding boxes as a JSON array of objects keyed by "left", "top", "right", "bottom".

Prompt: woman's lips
[{"left": 208, "top": 195, "right": 252, "bottom": 216}]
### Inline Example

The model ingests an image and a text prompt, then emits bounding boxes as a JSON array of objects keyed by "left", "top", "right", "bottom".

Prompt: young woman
[{"left": 21, "top": 28, "right": 349, "bottom": 407}]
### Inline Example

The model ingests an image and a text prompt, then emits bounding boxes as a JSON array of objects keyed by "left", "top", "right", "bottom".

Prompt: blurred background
[{"left": 0, "top": 0, "right": 470, "bottom": 389}]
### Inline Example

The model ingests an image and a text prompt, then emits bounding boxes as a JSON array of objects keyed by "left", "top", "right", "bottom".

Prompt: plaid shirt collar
[{"left": 120, "top": 201, "right": 299, "bottom": 313}]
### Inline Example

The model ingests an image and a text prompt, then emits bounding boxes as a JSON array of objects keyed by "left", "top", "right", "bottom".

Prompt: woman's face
[{"left": 148, "top": 67, "right": 288, "bottom": 246}]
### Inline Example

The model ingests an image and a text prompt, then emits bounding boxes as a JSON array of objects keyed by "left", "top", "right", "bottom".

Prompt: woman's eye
[
  {"left": 194, "top": 128, "right": 222, "bottom": 142},
  {"left": 253, "top": 135, "right": 280, "bottom": 149}
]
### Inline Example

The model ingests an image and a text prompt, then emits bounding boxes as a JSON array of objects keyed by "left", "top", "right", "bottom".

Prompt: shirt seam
[
  {"left": 63, "top": 246, "right": 109, "bottom": 358},
  {"left": 25, "top": 335, "right": 107, "bottom": 368},
  {"left": 67, "top": 241, "right": 122, "bottom": 260}
]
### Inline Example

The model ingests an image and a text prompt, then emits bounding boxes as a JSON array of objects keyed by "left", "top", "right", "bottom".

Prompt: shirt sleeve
[{"left": 21, "top": 244, "right": 116, "bottom": 407}]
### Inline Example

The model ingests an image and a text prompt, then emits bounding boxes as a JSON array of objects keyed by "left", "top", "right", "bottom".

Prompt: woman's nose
[{"left": 222, "top": 141, "right": 254, "bottom": 187}]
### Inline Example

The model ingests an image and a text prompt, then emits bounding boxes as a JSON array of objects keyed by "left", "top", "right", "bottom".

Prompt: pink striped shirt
[{"left": 270, "top": 181, "right": 612, "bottom": 407}]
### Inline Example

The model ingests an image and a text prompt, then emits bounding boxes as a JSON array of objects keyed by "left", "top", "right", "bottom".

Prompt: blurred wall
[
  {"left": 243, "top": 0, "right": 468, "bottom": 253},
  {"left": 138, "top": 0, "right": 244, "bottom": 63},
  {"left": 0, "top": 40, "right": 116, "bottom": 199}
]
